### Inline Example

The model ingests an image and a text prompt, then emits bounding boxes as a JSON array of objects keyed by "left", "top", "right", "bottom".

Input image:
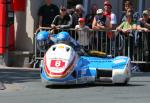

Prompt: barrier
[{"left": 33, "top": 27, "right": 150, "bottom": 67}]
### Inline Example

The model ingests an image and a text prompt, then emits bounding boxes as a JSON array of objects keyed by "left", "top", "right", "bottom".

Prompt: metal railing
[{"left": 34, "top": 27, "right": 150, "bottom": 64}]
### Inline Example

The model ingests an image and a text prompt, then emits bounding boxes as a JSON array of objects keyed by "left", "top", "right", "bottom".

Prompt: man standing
[
  {"left": 72, "top": 4, "right": 84, "bottom": 28},
  {"left": 137, "top": 10, "right": 150, "bottom": 61},
  {"left": 51, "top": 6, "right": 72, "bottom": 29},
  {"left": 38, "top": 0, "right": 59, "bottom": 27},
  {"left": 85, "top": 4, "right": 98, "bottom": 29},
  {"left": 92, "top": 9, "right": 111, "bottom": 51},
  {"left": 138, "top": 10, "right": 150, "bottom": 29},
  {"left": 103, "top": 1, "right": 117, "bottom": 55},
  {"left": 51, "top": 6, "right": 72, "bottom": 34},
  {"left": 103, "top": 1, "right": 117, "bottom": 29}
]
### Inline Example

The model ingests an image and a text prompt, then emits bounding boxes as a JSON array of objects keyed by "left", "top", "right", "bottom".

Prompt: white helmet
[
  {"left": 76, "top": 4, "right": 84, "bottom": 11},
  {"left": 96, "top": 9, "right": 103, "bottom": 14}
]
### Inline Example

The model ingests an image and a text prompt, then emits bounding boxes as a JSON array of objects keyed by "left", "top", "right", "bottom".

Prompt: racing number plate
[{"left": 50, "top": 60, "right": 65, "bottom": 68}]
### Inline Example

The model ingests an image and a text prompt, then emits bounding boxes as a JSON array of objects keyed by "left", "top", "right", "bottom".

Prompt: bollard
[{"left": 0, "top": 81, "right": 6, "bottom": 90}]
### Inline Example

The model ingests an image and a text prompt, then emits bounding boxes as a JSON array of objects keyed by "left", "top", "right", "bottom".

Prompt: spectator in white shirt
[
  {"left": 103, "top": 1, "right": 117, "bottom": 29},
  {"left": 75, "top": 18, "right": 90, "bottom": 49}
]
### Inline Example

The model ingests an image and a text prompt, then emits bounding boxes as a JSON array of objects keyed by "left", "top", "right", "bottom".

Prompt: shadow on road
[
  {"left": 0, "top": 68, "right": 40, "bottom": 84},
  {"left": 46, "top": 83, "right": 145, "bottom": 89},
  {"left": 132, "top": 72, "right": 150, "bottom": 77}
]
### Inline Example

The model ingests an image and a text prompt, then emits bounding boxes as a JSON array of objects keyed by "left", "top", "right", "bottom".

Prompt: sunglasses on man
[{"left": 61, "top": 9, "right": 66, "bottom": 11}]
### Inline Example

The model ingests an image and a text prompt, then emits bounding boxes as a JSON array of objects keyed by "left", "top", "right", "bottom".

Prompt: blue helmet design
[
  {"left": 56, "top": 31, "right": 70, "bottom": 41},
  {"left": 36, "top": 31, "right": 49, "bottom": 41}
]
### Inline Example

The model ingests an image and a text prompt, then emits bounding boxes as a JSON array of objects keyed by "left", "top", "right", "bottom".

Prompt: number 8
[{"left": 55, "top": 61, "right": 61, "bottom": 67}]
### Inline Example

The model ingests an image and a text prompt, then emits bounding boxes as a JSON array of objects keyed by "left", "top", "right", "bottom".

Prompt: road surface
[{"left": 0, "top": 67, "right": 150, "bottom": 103}]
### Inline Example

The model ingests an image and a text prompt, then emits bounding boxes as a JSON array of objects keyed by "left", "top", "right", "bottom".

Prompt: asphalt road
[{"left": 0, "top": 67, "right": 150, "bottom": 103}]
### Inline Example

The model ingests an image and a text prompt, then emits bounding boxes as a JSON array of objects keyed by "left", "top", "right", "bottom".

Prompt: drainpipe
[
  {"left": 138, "top": 0, "right": 143, "bottom": 17},
  {"left": 83, "top": 0, "right": 88, "bottom": 17}
]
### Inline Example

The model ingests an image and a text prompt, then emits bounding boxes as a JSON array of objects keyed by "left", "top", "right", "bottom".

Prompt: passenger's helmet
[
  {"left": 75, "top": 4, "right": 84, "bottom": 12},
  {"left": 36, "top": 31, "right": 49, "bottom": 52},
  {"left": 36, "top": 31, "right": 49, "bottom": 41},
  {"left": 56, "top": 31, "right": 70, "bottom": 41}
]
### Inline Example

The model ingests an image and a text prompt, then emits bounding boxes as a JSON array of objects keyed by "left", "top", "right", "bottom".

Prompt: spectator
[
  {"left": 137, "top": 10, "right": 150, "bottom": 61},
  {"left": 137, "top": 10, "right": 150, "bottom": 30},
  {"left": 38, "top": 0, "right": 59, "bottom": 27},
  {"left": 103, "top": 1, "right": 117, "bottom": 52},
  {"left": 124, "top": 0, "right": 132, "bottom": 11},
  {"left": 120, "top": 0, "right": 139, "bottom": 23},
  {"left": 92, "top": 9, "right": 111, "bottom": 30},
  {"left": 103, "top": 1, "right": 117, "bottom": 29},
  {"left": 92, "top": 9, "right": 111, "bottom": 52},
  {"left": 85, "top": 4, "right": 98, "bottom": 28},
  {"left": 75, "top": 18, "right": 90, "bottom": 49},
  {"left": 104, "top": 0, "right": 109, "bottom": 4},
  {"left": 120, "top": 0, "right": 133, "bottom": 23},
  {"left": 72, "top": 4, "right": 84, "bottom": 28},
  {"left": 116, "top": 12, "right": 137, "bottom": 57},
  {"left": 51, "top": 6, "right": 73, "bottom": 33},
  {"left": 116, "top": 12, "right": 137, "bottom": 33}
]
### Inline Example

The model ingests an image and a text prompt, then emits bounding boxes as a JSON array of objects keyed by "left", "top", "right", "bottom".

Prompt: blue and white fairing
[
  {"left": 40, "top": 43, "right": 131, "bottom": 85},
  {"left": 76, "top": 56, "right": 131, "bottom": 84}
]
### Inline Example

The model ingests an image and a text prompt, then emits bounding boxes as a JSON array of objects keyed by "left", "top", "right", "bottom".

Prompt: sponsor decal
[
  {"left": 112, "top": 63, "right": 126, "bottom": 68},
  {"left": 113, "top": 59, "right": 126, "bottom": 64},
  {"left": 50, "top": 60, "right": 65, "bottom": 68},
  {"left": 44, "top": 55, "right": 76, "bottom": 78},
  {"left": 58, "top": 46, "right": 64, "bottom": 49}
]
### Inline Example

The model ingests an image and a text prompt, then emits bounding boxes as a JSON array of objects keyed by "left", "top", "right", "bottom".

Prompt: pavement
[{"left": 0, "top": 65, "right": 40, "bottom": 91}]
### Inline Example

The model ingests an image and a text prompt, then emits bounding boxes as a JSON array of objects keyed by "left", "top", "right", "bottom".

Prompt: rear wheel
[{"left": 115, "top": 79, "right": 129, "bottom": 86}]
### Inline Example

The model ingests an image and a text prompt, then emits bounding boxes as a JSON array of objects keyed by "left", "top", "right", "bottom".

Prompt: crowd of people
[
  {"left": 38, "top": 0, "right": 150, "bottom": 61},
  {"left": 38, "top": 0, "right": 150, "bottom": 31}
]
